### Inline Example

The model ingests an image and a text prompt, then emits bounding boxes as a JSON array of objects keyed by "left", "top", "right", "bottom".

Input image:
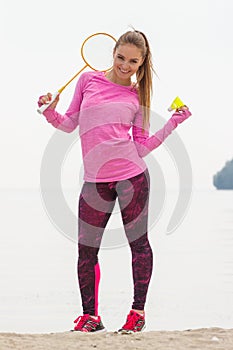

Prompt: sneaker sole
[
  {"left": 70, "top": 328, "right": 107, "bottom": 334},
  {"left": 116, "top": 325, "right": 146, "bottom": 334}
]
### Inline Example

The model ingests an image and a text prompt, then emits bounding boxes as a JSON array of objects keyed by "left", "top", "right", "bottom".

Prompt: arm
[
  {"left": 133, "top": 107, "right": 192, "bottom": 157},
  {"left": 38, "top": 72, "right": 89, "bottom": 133}
]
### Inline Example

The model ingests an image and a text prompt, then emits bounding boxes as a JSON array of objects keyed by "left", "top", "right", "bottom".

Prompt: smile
[{"left": 119, "top": 68, "right": 130, "bottom": 74}]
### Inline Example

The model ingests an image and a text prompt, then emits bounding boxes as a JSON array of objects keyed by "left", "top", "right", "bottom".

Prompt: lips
[{"left": 119, "top": 68, "right": 130, "bottom": 74}]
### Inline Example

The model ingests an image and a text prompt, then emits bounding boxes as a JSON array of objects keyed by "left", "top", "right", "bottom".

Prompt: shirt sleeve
[
  {"left": 39, "top": 72, "right": 89, "bottom": 133},
  {"left": 133, "top": 108, "right": 191, "bottom": 157}
]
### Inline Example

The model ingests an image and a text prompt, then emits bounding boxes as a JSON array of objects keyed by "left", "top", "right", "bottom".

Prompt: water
[{"left": 0, "top": 188, "right": 233, "bottom": 333}]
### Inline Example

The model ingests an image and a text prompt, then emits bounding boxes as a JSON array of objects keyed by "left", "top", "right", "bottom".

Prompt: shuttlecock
[{"left": 168, "top": 96, "right": 185, "bottom": 111}]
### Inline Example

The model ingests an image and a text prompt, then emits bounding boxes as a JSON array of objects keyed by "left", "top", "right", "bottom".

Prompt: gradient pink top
[{"left": 40, "top": 71, "right": 191, "bottom": 182}]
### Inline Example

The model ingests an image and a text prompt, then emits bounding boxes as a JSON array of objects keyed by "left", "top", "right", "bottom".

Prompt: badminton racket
[{"left": 37, "top": 32, "right": 116, "bottom": 114}]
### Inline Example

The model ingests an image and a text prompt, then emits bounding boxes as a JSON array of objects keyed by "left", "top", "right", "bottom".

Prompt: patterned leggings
[{"left": 77, "top": 169, "right": 153, "bottom": 315}]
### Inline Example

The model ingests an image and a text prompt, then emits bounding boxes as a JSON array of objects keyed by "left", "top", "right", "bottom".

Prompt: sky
[{"left": 1, "top": 0, "right": 233, "bottom": 190}]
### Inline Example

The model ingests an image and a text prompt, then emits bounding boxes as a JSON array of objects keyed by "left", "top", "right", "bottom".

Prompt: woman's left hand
[{"left": 171, "top": 105, "right": 192, "bottom": 124}]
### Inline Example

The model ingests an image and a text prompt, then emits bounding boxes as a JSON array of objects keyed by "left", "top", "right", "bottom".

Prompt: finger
[
  {"left": 39, "top": 97, "right": 46, "bottom": 104},
  {"left": 40, "top": 93, "right": 53, "bottom": 104},
  {"left": 47, "top": 92, "right": 53, "bottom": 100},
  {"left": 177, "top": 106, "right": 189, "bottom": 112},
  {"left": 180, "top": 105, "right": 189, "bottom": 110},
  {"left": 41, "top": 97, "right": 50, "bottom": 104}
]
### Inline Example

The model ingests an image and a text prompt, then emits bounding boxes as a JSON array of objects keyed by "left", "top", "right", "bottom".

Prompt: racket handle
[{"left": 37, "top": 91, "right": 59, "bottom": 114}]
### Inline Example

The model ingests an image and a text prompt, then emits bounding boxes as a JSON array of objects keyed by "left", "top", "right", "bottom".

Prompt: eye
[
  {"left": 131, "top": 60, "right": 138, "bottom": 64},
  {"left": 117, "top": 55, "right": 124, "bottom": 60}
]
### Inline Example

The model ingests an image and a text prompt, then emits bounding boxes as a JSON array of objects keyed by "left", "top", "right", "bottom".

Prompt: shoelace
[
  {"left": 74, "top": 314, "right": 90, "bottom": 330},
  {"left": 83, "top": 319, "right": 98, "bottom": 331},
  {"left": 123, "top": 311, "right": 143, "bottom": 330}
]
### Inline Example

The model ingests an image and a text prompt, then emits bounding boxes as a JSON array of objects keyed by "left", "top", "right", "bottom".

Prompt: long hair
[{"left": 113, "top": 30, "right": 155, "bottom": 129}]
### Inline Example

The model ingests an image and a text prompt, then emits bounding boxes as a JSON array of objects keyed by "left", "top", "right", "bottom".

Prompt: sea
[{"left": 0, "top": 188, "right": 233, "bottom": 333}]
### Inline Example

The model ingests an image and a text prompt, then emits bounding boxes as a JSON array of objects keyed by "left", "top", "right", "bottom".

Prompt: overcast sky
[{"left": 1, "top": 0, "right": 233, "bottom": 190}]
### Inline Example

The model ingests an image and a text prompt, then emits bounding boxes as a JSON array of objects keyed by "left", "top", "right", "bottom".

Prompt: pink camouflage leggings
[{"left": 77, "top": 169, "right": 153, "bottom": 315}]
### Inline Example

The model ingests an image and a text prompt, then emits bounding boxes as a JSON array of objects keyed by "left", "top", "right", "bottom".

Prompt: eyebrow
[{"left": 117, "top": 54, "right": 140, "bottom": 61}]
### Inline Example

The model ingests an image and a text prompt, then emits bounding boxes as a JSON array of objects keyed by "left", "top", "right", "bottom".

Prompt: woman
[{"left": 38, "top": 30, "right": 191, "bottom": 333}]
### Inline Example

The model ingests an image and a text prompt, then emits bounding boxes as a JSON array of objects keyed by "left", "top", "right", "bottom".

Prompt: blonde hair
[{"left": 114, "top": 30, "right": 155, "bottom": 129}]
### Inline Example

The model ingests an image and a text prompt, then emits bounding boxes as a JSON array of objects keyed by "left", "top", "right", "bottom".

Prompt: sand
[{"left": 0, "top": 328, "right": 233, "bottom": 350}]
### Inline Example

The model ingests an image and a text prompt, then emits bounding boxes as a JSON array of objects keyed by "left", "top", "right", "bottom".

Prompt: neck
[{"left": 105, "top": 70, "right": 131, "bottom": 86}]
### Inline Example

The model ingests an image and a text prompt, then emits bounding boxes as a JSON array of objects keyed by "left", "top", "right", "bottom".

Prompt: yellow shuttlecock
[{"left": 168, "top": 96, "right": 185, "bottom": 111}]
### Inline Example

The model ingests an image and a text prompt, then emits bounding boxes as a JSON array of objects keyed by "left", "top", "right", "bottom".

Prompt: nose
[{"left": 121, "top": 62, "right": 130, "bottom": 70}]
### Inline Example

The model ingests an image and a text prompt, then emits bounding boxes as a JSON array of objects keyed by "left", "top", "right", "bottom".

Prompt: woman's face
[{"left": 112, "top": 44, "right": 144, "bottom": 83}]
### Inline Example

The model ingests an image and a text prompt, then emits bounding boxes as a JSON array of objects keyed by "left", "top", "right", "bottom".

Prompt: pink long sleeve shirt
[{"left": 41, "top": 71, "right": 191, "bottom": 182}]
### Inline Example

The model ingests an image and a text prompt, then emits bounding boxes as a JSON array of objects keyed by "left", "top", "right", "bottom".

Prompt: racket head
[{"left": 81, "top": 32, "right": 117, "bottom": 72}]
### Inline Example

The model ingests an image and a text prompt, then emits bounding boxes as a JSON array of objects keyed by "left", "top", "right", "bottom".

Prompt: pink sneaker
[
  {"left": 118, "top": 310, "right": 145, "bottom": 334},
  {"left": 73, "top": 314, "right": 106, "bottom": 333}
]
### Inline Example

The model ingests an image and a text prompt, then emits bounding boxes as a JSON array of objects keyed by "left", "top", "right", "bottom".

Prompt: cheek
[
  {"left": 113, "top": 57, "right": 121, "bottom": 65},
  {"left": 115, "top": 60, "right": 121, "bottom": 66}
]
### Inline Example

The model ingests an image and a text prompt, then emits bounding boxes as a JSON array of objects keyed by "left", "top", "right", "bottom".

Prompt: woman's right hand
[{"left": 38, "top": 92, "right": 60, "bottom": 109}]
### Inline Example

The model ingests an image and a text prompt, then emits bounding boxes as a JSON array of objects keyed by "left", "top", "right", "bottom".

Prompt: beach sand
[{"left": 0, "top": 328, "right": 233, "bottom": 350}]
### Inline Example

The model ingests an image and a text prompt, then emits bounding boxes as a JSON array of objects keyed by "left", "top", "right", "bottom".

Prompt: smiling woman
[{"left": 38, "top": 29, "right": 192, "bottom": 334}]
